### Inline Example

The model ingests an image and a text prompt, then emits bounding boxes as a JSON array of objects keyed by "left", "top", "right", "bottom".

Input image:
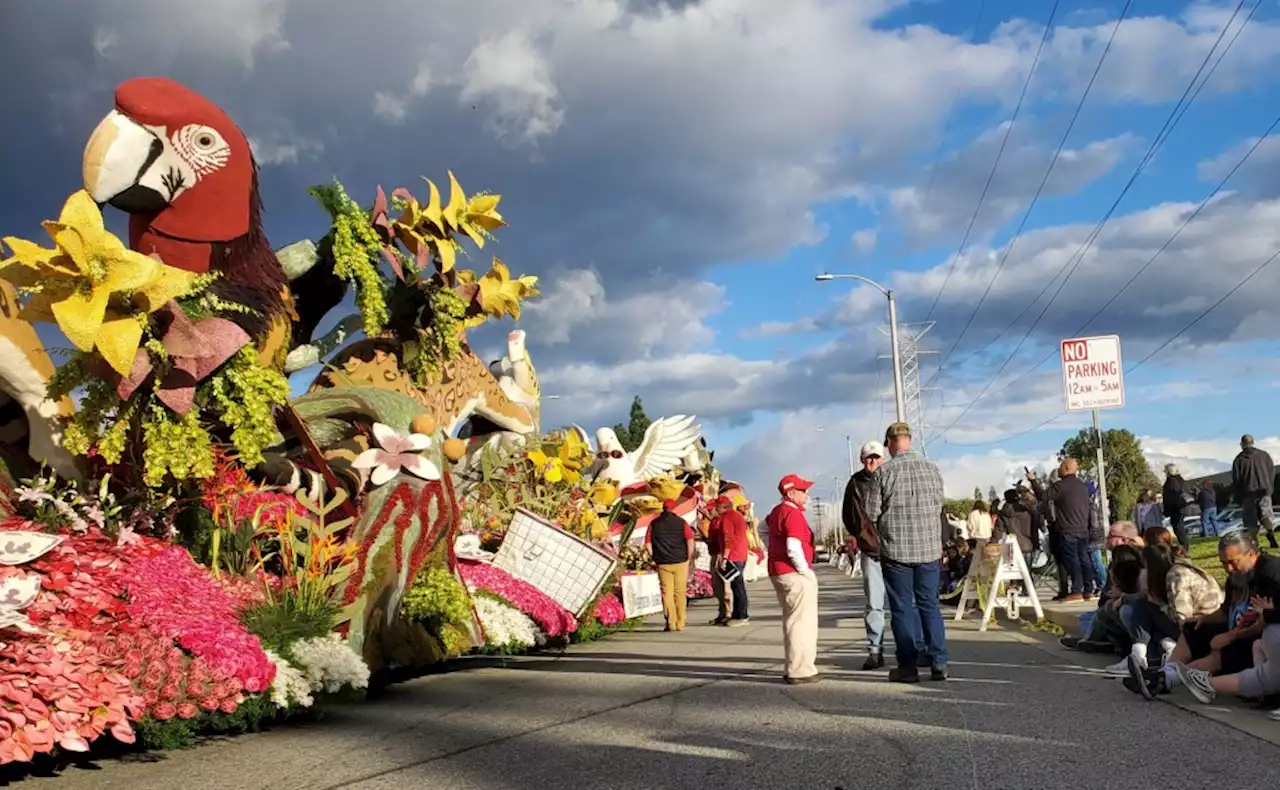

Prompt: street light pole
[
  {"left": 815, "top": 273, "right": 907, "bottom": 424},
  {"left": 815, "top": 426, "right": 856, "bottom": 475}
]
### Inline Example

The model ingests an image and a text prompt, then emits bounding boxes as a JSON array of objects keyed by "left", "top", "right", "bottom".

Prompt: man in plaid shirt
[{"left": 866, "top": 421, "right": 949, "bottom": 683}]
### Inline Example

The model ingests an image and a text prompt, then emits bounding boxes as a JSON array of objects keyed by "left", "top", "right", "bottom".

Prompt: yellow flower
[
  {"left": 589, "top": 480, "right": 619, "bottom": 509},
  {"left": 558, "top": 430, "right": 590, "bottom": 473},
  {"left": 0, "top": 190, "right": 195, "bottom": 375},
  {"left": 527, "top": 447, "right": 572, "bottom": 484},
  {"left": 456, "top": 259, "right": 539, "bottom": 326}
]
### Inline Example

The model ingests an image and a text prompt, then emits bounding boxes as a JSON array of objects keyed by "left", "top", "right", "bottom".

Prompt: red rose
[
  {"left": 153, "top": 702, "right": 176, "bottom": 721},
  {"left": 210, "top": 683, "right": 230, "bottom": 699},
  {"left": 199, "top": 696, "right": 219, "bottom": 712},
  {"left": 218, "top": 698, "right": 237, "bottom": 714},
  {"left": 159, "top": 684, "right": 181, "bottom": 701},
  {"left": 140, "top": 673, "right": 162, "bottom": 691},
  {"left": 176, "top": 702, "right": 198, "bottom": 720},
  {"left": 185, "top": 684, "right": 207, "bottom": 699}
]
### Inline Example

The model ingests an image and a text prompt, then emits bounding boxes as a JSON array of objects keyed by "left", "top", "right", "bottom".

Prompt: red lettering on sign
[{"left": 1061, "top": 340, "right": 1088, "bottom": 362}]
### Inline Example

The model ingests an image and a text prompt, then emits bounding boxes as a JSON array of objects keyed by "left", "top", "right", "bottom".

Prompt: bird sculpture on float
[{"left": 570, "top": 414, "right": 702, "bottom": 493}]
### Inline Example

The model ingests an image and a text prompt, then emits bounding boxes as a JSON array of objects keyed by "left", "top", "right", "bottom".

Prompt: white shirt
[{"left": 966, "top": 510, "right": 994, "bottom": 540}]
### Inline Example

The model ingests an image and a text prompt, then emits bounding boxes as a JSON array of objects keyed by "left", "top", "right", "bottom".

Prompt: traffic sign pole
[{"left": 1093, "top": 409, "right": 1108, "bottom": 526}]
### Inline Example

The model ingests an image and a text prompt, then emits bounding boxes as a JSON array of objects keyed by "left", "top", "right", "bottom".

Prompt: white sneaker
[
  {"left": 1172, "top": 662, "right": 1216, "bottom": 704},
  {"left": 1105, "top": 657, "right": 1135, "bottom": 677},
  {"left": 1159, "top": 638, "right": 1177, "bottom": 666}
]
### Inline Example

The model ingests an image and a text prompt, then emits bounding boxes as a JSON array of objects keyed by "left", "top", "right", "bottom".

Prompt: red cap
[
  {"left": 778, "top": 474, "right": 814, "bottom": 495},
  {"left": 662, "top": 499, "right": 677, "bottom": 511}
]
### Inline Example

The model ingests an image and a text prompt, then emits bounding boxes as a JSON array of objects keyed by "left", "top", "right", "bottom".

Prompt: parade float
[{"left": 0, "top": 77, "right": 751, "bottom": 768}]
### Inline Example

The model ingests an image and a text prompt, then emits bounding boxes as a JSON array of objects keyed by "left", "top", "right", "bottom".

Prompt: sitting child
[{"left": 1063, "top": 550, "right": 1142, "bottom": 653}]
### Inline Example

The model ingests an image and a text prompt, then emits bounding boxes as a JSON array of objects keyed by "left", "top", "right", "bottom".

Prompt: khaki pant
[
  {"left": 657, "top": 562, "right": 690, "bottom": 630},
  {"left": 711, "top": 565, "right": 733, "bottom": 621},
  {"left": 771, "top": 571, "right": 819, "bottom": 679}
]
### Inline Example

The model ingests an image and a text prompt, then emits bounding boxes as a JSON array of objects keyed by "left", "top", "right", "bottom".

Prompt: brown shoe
[
  {"left": 785, "top": 673, "right": 822, "bottom": 685},
  {"left": 1064, "top": 593, "right": 1084, "bottom": 603}
]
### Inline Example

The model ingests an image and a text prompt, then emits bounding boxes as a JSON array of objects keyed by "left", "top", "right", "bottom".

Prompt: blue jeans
[
  {"left": 729, "top": 561, "right": 748, "bottom": 620},
  {"left": 1059, "top": 533, "right": 1095, "bottom": 595},
  {"left": 1201, "top": 507, "right": 1220, "bottom": 538},
  {"left": 882, "top": 558, "right": 948, "bottom": 669},
  {"left": 861, "top": 553, "right": 886, "bottom": 652},
  {"left": 1089, "top": 549, "right": 1106, "bottom": 594}
]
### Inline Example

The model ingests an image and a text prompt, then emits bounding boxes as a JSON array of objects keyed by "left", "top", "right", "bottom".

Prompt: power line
[
  {"left": 955, "top": 101, "right": 1280, "bottom": 414},
  {"left": 927, "top": 0, "right": 1254, "bottom": 445},
  {"left": 940, "top": 0, "right": 1255, "bottom": 378},
  {"left": 930, "top": 0, "right": 1133, "bottom": 378},
  {"left": 923, "top": 0, "right": 1059, "bottom": 323},
  {"left": 942, "top": 239, "right": 1280, "bottom": 449}
]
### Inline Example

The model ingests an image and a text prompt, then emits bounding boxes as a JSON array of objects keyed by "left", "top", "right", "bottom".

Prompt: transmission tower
[{"left": 879, "top": 322, "right": 939, "bottom": 455}]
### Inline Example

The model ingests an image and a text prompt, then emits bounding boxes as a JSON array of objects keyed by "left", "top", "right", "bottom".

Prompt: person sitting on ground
[
  {"left": 1130, "top": 531, "right": 1280, "bottom": 699},
  {"left": 1157, "top": 596, "right": 1280, "bottom": 709},
  {"left": 1105, "top": 543, "right": 1223, "bottom": 679},
  {"left": 1062, "top": 541, "right": 1143, "bottom": 653},
  {"left": 940, "top": 541, "right": 972, "bottom": 595},
  {"left": 1142, "top": 525, "right": 1184, "bottom": 556},
  {"left": 1106, "top": 521, "right": 1145, "bottom": 551}
]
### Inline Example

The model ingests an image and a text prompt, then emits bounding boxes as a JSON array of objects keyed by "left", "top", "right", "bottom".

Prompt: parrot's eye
[
  {"left": 172, "top": 124, "right": 231, "bottom": 177},
  {"left": 195, "top": 133, "right": 215, "bottom": 149}
]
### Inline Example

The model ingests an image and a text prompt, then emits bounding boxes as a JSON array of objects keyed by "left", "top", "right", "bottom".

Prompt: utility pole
[
  {"left": 1093, "top": 409, "right": 1108, "bottom": 524},
  {"left": 879, "top": 321, "right": 938, "bottom": 454},
  {"left": 816, "top": 273, "right": 906, "bottom": 424}
]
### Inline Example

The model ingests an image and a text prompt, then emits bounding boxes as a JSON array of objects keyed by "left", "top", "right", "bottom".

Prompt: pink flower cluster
[
  {"left": 457, "top": 561, "right": 578, "bottom": 637},
  {"left": 114, "top": 631, "right": 245, "bottom": 721},
  {"left": 591, "top": 593, "right": 626, "bottom": 626},
  {"left": 686, "top": 569, "right": 713, "bottom": 599},
  {"left": 0, "top": 631, "right": 140, "bottom": 764},
  {"left": 125, "top": 547, "right": 274, "bottom": 693}
]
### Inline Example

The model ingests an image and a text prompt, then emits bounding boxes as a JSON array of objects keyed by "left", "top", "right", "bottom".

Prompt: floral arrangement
[
  {"left": 686, "top": 569, "right": 713, "bottom": 600},
  {"left": 264, "top": 650, "right": 313, "bottom": 710},
  {"left": 591, "top": 593, "right": 626, "bottom": 627},
  {"left": 124, "top": 547, "right": 274, "bottom": 693},
  {"left": 473, "top": 596, "right": 543, "bottom": 651},
  {"left": 308, "top": 175, "right": 537, "bottom": 386},
  {"left": 457, "top": 561, "right": 577, "bottom": 638},
  {"left": 287, "top": 634, "right": 370, "bottom": 694}
]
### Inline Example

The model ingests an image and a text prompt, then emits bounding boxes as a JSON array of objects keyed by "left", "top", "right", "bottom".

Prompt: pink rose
[
  {"left": 152, "top": 702, "right": 176, "bottom": 721},
  {"left": 198, "top": 696, "right": 219, "bottom": 712},
  {"left": 159, "top": 684, "right": 180, "bottom": 702},
  {"left": 140, "top": 673, "right": 162, "bottom": 691},
  {"left": 218, "top": 698, "right": 237, "bottom": 714},
  {"left": 185, "top": 683, "right": 207, "bottom": 699},
  {"left": 176, "top": 702, "right": 198, "bottom": 720},
  {"left": 243, "top": 676, "right": 264, "bottom": 693},
  {"left": 142, "top": 691, "right": 159, "bottom": 708}
]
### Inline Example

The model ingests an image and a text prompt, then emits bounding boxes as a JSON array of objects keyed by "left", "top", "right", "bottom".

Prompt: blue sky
[{"left": 5, "top": 0, "right": 1280, "bottom": 501}]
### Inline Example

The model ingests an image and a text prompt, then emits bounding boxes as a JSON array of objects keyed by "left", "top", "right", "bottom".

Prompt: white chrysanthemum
[
  {"left": 265, "top": 648, "right": 314, "bottom": 709},
  {"left": 290, "top": 633, "right": 372, "bottom": 694},
  {"left": 474, "top": 596, "right": 542, "bottom": 649}
]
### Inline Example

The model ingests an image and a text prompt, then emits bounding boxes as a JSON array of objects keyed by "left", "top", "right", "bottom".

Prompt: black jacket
[
  {"left": 649, "top": 512, "right": 691, "bottom": 566},
  {"left": 1163, "top": 476, "right": 1190, "bottom": 519},
  {"left": 1233, "top": 446, "right": 1275, "bottom": 497},
  {"left": 841, "top": 469, "right": 879, "bottom": 556},
  {"left": 1041, "top": 475, "right": 1095, "bottom": 538},
  {"left": 994, "top": 502, "right": 1035, "bottom": 554}
]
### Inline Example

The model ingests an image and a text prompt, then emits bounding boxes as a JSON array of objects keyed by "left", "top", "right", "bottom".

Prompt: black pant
[
  {"left": 729, "top": 561, "right": 748, "bottom": 620},
  {"left": 1059, "top": 533, "right": 1095, "bottom": 595},
  {"left": 1167, "top": 508, "right": 1189, "bottom": 549},
  {"left": 1122, "top": 598, "right": 1179, "bottom": 650}
]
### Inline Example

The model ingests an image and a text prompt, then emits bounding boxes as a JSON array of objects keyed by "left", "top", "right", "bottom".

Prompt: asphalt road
[{"left": 16, "top": 565, "right": 1280, "bottom": 790}]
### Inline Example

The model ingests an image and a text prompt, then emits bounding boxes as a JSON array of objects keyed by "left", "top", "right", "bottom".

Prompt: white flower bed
[
  {"left": 290, "top": 633, "right": 372, "bottom": 694},
  {"left": 265, "top": 648, "right": 314, "bottom": 709},
  {"left": 474, "top": 596, "right": 544, "bottom": 649}
]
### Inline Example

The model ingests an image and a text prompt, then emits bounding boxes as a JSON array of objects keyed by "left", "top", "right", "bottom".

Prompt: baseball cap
[
  {"left": 884, "top": 422, "right": 911, "bottom": 441},
  {"left": 778, "top": 474, "right": 814, "bottom": 495},
  {"left": 860, "top": 440, "right": 886, "bottom": 459}
]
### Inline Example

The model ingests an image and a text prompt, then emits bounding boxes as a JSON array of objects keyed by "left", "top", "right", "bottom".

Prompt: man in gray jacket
[{"left": 1233, "top": 434, "right": 1277, "bottom": 548}]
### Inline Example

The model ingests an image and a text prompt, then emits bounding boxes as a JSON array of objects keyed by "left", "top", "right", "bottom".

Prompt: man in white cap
[{"left": 842, "top": 440, "right": 888, "bottom": 669}]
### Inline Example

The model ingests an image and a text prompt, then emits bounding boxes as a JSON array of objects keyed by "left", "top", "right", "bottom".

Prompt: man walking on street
[
  {"left": 720, "top": 496, "right": 751, "bottom": 626},
  {"left": 842, "top": 440, "right": 887, "bottom": 670},
  {"left": 767, "top": 474, "right": 820, "bottom": 684},
  {"left": 1233, "top": 434, "right": 1277, "bottom": 549},
  {"left": 866, "top": 422, "right": 949, "bottom": 683},
  {"left": 1030, "top": 459, "right": 1097, "bottom": 601}
]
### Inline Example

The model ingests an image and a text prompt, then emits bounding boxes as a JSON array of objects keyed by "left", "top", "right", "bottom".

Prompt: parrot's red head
[{"left": 83, "top": 77, "right": 255, "bottom": 262}]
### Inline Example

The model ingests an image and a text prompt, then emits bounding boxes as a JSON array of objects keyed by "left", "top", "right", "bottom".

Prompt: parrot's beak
[{"left": 83, "top": 110, "right": 168, "bottom": 213}]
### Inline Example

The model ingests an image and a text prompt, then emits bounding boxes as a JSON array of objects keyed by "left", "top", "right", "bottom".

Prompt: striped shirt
[{"left": 865, "top": 449, "right": 947, "bottom": 564}]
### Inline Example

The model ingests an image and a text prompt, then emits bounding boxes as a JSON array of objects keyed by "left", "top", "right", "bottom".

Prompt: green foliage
[
  {"left": 1059, "top": 427, "right": 1159, "bottom": 521},
  {"left": 309, "top": 180, "right": 390, "bottom": 336},
  {"left": 174, "top": 505, "right": 216, "bottom": 565},
  {"left": 972, "top": 486, "right": 983, "bottom": 501},
  {"left": 402, "top": 566, "right": 473, "bottom": 628},
  {"left": 401, "top": 284, "right": 467, "bottom": 386},
  {"left": 571, "top": 617, "right": 641, "bottom": 644},
  {"left": 943, "top": 499, "right": 975, "bottom": 519},
  {"left": 206, "top": 347, "right": 292, "bottom": 469},
  {"left": 136, "top": 697, "right": 281, "bottom": 751},
  {"left": 611, "top": 396, "right": 651, "bottom": 453},
  {"left": 242, "top": 599, "right": 339, "bottom": 654}
]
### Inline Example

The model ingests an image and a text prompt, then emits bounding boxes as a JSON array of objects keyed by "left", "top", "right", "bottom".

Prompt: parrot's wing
[{"left": 631, "top": 415, "right": 701, "bottom": 480}]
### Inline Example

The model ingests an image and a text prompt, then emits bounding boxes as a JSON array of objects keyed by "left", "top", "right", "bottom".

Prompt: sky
[{"left": 3, "top": 0, "right": 1280, "bottom": 505}]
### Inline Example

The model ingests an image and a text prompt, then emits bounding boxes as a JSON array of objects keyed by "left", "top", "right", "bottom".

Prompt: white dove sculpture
[{"left": 571, "top": 415, "right": 702, "bottom": 490}]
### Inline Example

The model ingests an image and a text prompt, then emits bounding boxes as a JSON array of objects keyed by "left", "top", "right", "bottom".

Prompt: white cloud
[
  {"left": 248, "top": 135, "right": 325, "bottom": 166},
  {"left": 90, "top": 0, "right": 289, "bottom": 70},
  {"left": 460, "top": 32, "right": 565, "bottom": 146},
  {"left": 851, "top": 228, "right": 878, "bottom": 254},
  {"left": 373, "top": 92, "right": 411, "bottom": 124}
]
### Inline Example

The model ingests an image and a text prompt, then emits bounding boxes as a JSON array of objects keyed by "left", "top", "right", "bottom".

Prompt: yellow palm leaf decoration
[
  {"left": 456, "top": 259, "right": 539, "bottom": 326},
  {"left": 0, "top": 190, "right": 195, "bottom": 375}
]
